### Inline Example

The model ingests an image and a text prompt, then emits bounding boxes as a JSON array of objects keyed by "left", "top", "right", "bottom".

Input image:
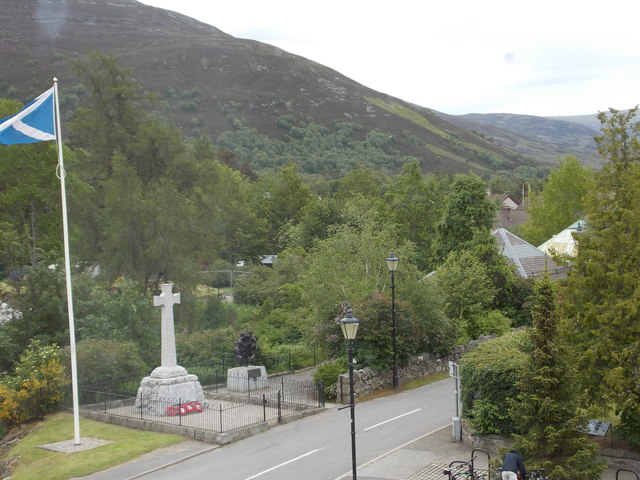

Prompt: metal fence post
[
  {"left": 277, "top": 391, "right": 282, "bottom": 423},
  {"left": 263, "top": 394, "right": 266, "bottom": 422},
  {"left": 219, "top": 404, "right": 223, "bottom": 432},
  {"left": 178, "top": 398, "right": 182, "bottom": 426},
  {"left": 318, "top": 381, "right": 325, "bottom": 407}
]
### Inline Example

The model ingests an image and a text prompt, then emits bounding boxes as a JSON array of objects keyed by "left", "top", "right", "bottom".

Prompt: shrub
[
  {"left": 257, "top": 343, "right": 320, "bottom": 372},
  {"left": 176, "top": 327, "right": 237, "bottom": 367},
  {"left": 9, "top": 341, "right": 62, "bottom": 388},
  {"left": 618, "top": 406, "right": 640, "bottom": 448},
  {"left": 196, "top": 295, "right": 245, "bottom": 330},
  {"left": 0, "top": 385, "right": 20, "bottom": 425},
  {"left": 468, "top": 398, "right": 513, "bottom": 435},
  {"left": 66, "top": 339, "right": 149, "bottom": 386},
  {"left": 313, "top": 360, "right": 346, "bottom": 400},
  {"left": 233, "top": 266, "right": 272, "bottom": 305},
  {"left": 178, "top": 101, "right": 197, "bottom": 112},
  {"left": 351, "top": 294, "right": 422, "bottom": 371},
  {"left": 0, "top": 345, "right": 67, "bottom": 427},
  {"left": 460, "top": 329, "right": 530, "bottom": 435},
  {"left": 190, "top": 116, "right": 204, "bottom": 128},
  {"left": 468, "top": 310, "right": 512, "bottom": 338}
]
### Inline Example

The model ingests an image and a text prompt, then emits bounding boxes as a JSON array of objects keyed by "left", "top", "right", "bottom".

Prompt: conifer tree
[
  {"left": 563, "top": 107, "right": 640, "bottom": 443},
  {"left": 510, "top": 275, "right": 605, "bottom": 480}
]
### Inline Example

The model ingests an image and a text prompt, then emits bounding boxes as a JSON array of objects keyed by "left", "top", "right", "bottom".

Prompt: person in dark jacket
[{"left": 502, "top": 450, "right": 526, "bottom": 480}]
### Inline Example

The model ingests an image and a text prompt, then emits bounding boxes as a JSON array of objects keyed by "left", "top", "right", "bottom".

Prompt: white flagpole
[{"left": 53, "top": 78, "right": 81, "bottom": 445}]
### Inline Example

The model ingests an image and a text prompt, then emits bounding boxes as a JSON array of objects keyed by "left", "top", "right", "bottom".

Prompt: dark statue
[{"left": 234, "top": 331, "right": 259, "bottom": 366}]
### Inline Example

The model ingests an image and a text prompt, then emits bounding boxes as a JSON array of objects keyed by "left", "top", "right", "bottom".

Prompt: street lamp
[
  {"left": 339, "top": 308, "right": 360, "bottom": 480},
  {"left": 385, "top": 252, "right": 399, "bottom": 390}
]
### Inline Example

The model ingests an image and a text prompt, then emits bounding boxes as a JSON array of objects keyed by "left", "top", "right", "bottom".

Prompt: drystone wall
[{"left": 336, "top": 335, "right": 494, "bottom": 403}]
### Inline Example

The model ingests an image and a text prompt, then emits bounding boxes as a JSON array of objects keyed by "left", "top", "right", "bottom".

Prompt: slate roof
[
  {"left": 492, "top": 208, "right": 529, "bottom": 230},
  {"left": 492, "top": 227, "right": 568, "bottom": 280}
]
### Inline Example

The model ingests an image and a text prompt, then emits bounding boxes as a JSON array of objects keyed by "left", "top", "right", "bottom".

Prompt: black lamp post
[
  {"left": 385, "top": 252, "right": 399, "bottom": 390},
  {"left": 339, "top": 308, "right": 360, "bottom": 480}
]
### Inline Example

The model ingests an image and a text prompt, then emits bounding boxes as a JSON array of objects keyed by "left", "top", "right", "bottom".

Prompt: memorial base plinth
[
  {"left": 227, "top": 365, "right": 268, "bottom": 392},
  {"left": 135, "top": 365, "right": 205, "bottom": 416}
]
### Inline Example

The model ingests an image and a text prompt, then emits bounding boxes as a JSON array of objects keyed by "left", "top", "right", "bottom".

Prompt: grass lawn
[{"left": 4, "top": 412, "right": 185, "bottom": 480}]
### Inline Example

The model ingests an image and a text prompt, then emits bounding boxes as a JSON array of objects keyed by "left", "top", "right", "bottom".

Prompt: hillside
[
  {"left": 0, "top": 0, "right": 548, "bottom": 178},
  {"left": 439, "top": 112, "right": 604, "bottom": 168}
]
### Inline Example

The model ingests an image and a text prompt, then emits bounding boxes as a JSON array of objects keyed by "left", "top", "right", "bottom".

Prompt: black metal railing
[
  {"left": 73, "top": 372, "right": 324, "bottom": 434},
  {"left": 179, "top": 347, "right": 325, "bottom": 376}
]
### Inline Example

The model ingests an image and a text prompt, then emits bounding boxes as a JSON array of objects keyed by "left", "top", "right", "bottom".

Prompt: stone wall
[
  {"left": 460, "top": 418, "right": 512, "bottom": 456},
  {"left": 336, "top": 336, "right": 494, "bottom": 403}
]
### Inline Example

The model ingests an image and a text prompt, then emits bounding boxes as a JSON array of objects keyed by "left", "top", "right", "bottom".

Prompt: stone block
[
  {"left": 135, "top": 364, "right": 206, "bottom": 415},
  {"left": 227, "top": 366, "right": 268, "bottom": 392}
]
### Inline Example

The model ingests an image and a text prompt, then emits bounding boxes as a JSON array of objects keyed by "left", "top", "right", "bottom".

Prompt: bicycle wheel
[{"left": 452, "top": 472, "right": 473, "bottom": 480}]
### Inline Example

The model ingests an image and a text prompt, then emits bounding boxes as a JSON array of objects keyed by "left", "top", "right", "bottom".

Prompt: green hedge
[
  {"left": 460, "top": 330, "right": 531, "bottom": 435},
  {"left": 619, "top": 406, "right": 640, "bottom": 448},
  {"left": 313, "top": 360, "right": 346, "bottom": 400}
]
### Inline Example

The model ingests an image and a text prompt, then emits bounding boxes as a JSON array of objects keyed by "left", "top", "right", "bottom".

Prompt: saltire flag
[
  {"left": 0, "top": 87, "right": 56, "bottom": 145},
  {"left": 0, "top": 81, "right": 82, "bottom": 445}
]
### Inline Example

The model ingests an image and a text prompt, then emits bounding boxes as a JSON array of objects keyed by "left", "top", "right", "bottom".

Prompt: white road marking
[
  {"left": 244, "top": 448, "right": 322, "bottom": 479},
  {"left": 334, "top": 424, "right": 451, "bottom": 480},
  {"left": 363, "top": 408, "right": 421, "bottom": 431}
]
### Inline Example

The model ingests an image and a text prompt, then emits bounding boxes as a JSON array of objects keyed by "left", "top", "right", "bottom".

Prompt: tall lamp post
[
  {"left": 339, "top": 308, "right": 360, "bottom": 480},
  {"left": 386, "top": 252, "right": 399, "bottom": 390}
]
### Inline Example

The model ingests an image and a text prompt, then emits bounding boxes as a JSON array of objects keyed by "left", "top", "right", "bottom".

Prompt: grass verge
[
  {"left": 403, "top": 372, "right": 449, "bottom": 390},
  {"left": 4, "top": 412, "right": 184, "bottom": 480},
  {"left": 360, "top": 372, "right": 450, "bottom": 402}
]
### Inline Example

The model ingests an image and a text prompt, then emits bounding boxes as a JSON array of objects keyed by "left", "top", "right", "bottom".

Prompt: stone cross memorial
[
  {"left": 155, "top": 283, "right": 179, "bottom": 369},
  {"left": 135, "top": 284, "right": 205, "bottom": 415}
]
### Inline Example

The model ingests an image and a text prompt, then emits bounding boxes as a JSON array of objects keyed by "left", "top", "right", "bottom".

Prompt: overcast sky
[{"left": 141, "top": 0, "right": 639, "bottom": 117}]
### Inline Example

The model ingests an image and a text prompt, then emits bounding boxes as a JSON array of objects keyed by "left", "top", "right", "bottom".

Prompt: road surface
[{"left": 142, "top": 376, "right": 456, "bottom": 480}]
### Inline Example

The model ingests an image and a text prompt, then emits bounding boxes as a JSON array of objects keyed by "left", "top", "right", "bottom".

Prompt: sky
[{"left": 140, "top": 0, "right": 640, "bottom": 117}]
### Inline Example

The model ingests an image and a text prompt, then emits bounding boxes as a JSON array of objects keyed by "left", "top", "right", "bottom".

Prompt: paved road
[
  {"left": 126, "top": 377, "right": 456, "bottom": 480},
  {"left": 77, "top": 373, "right": 632, "bottom": 480}
]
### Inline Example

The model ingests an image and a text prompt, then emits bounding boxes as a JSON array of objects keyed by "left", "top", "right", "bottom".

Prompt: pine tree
[
  {"left": 510, "top": 275, "right": 605, "bottom": 480},
  {"left": 563, "top": 107, "right": 640, "bottom": 441}
]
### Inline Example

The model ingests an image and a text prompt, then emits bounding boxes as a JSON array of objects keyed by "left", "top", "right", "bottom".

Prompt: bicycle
[
  {"left": 529, "top": 468, "right": 553, "bottom": 480},
  {"left": 443, "top": 457, "right": 490, "bottom": 480}
]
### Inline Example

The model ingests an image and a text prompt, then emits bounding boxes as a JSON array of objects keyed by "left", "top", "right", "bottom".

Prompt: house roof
[
  {"left": 492, "top": 227, "right": 568, "bottom": 280},
  {"left": 537, "top": 218, "right": 587, "bottom": 258},
  {"left": 492, "top": 208, "right": 529, "bottom": 230},
  {"left": 488, "top": 193, "right": 521, "bottom": 208}
]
